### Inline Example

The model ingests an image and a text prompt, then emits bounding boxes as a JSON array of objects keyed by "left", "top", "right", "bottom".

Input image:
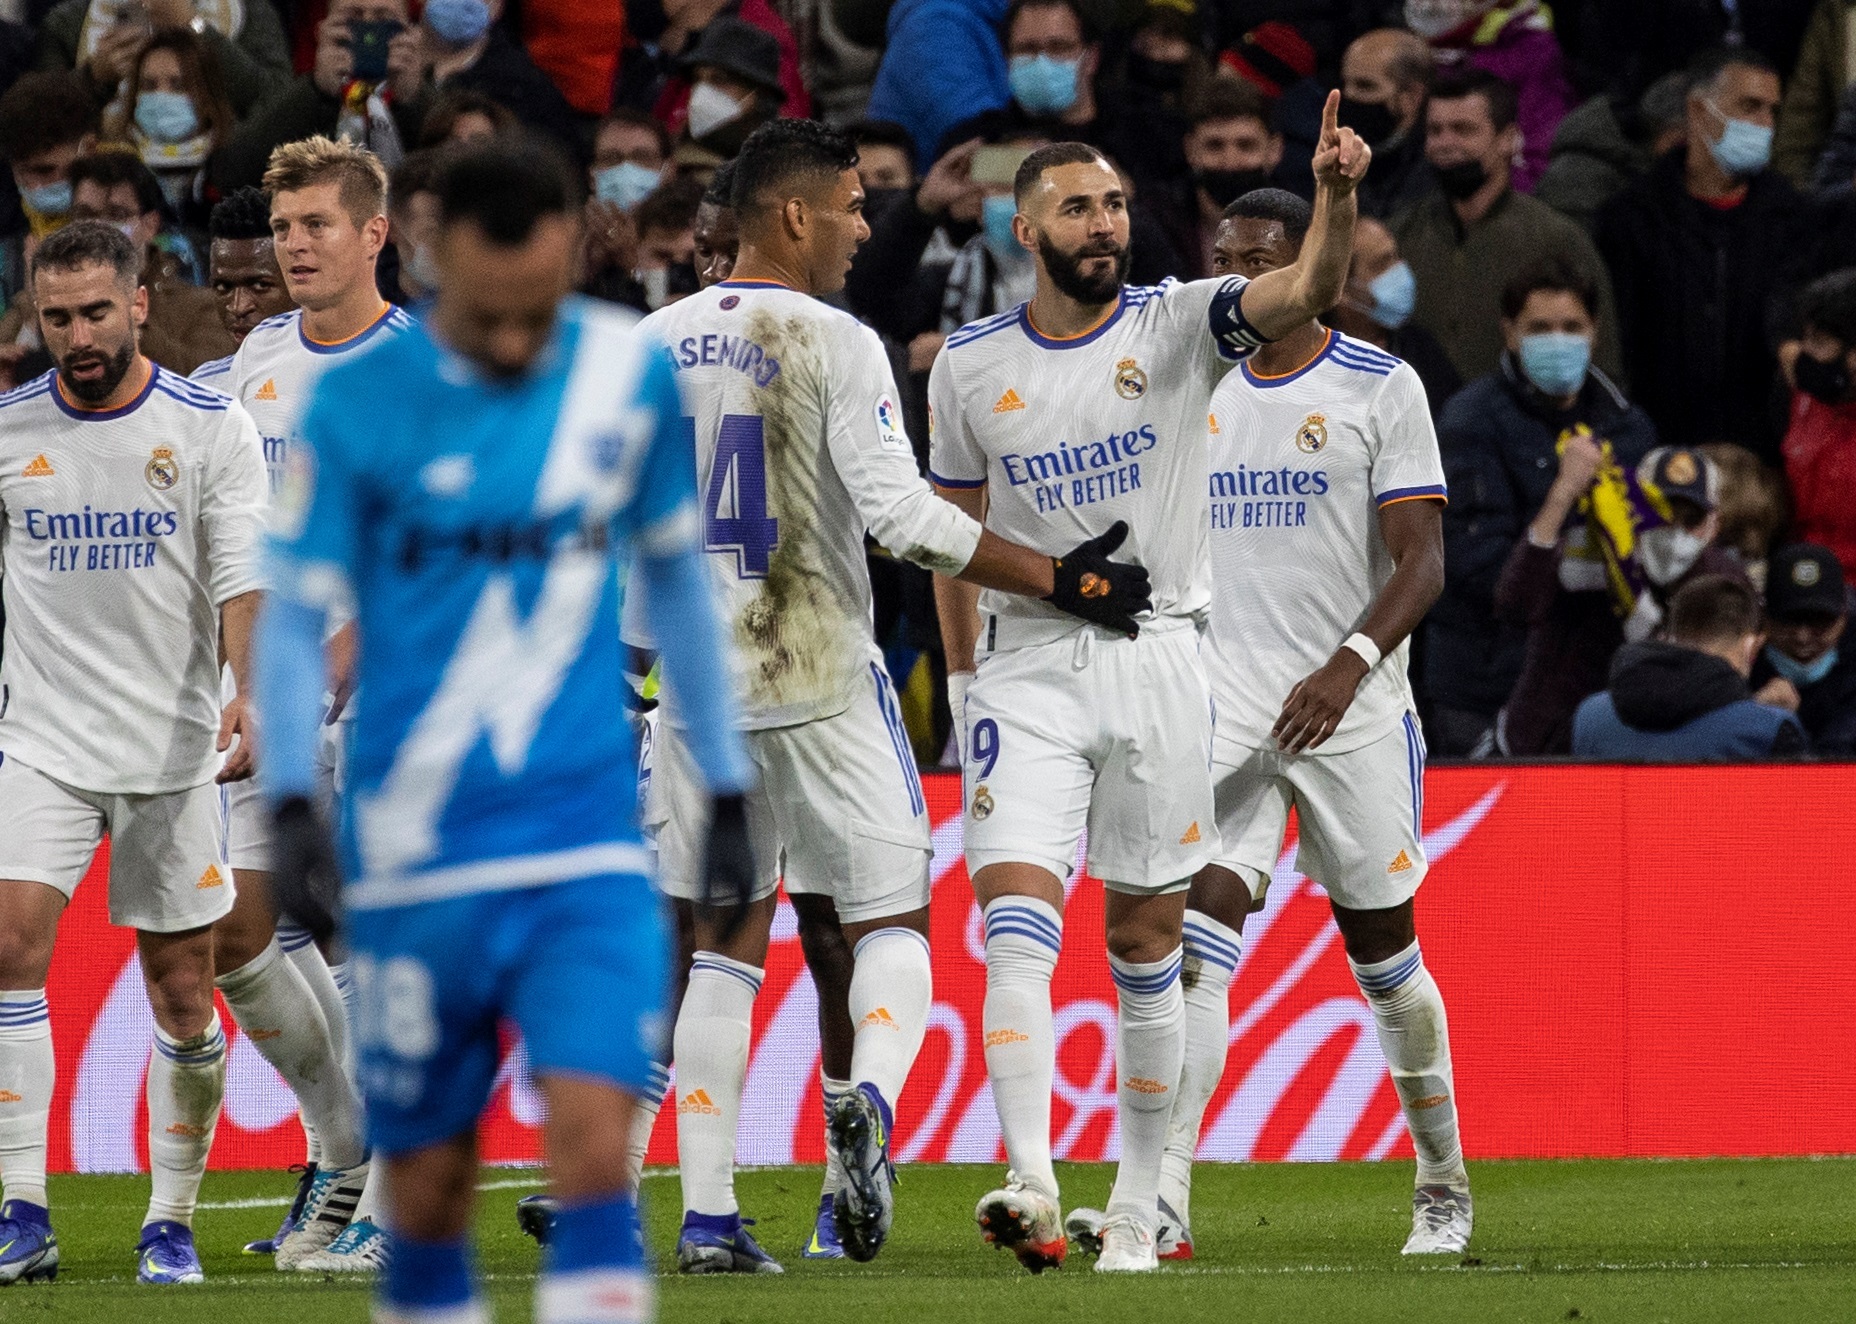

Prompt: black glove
[
  {"left": 271, "top": 795, "right": 344, "bottom": 946},
  {"left": 1044, "top": 520, "right": 1152, "bottom": 637},
  {"left": 699, "top": 792, "right": 757, "bottom": 941}
]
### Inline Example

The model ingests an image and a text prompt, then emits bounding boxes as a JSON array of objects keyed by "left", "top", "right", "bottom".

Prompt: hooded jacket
[
  {"left": 1573, "top": 641, "right": 1808, "bottom": 759},
  {"left": 866, "top": 0, "right": 1011, "bottom": 172}
]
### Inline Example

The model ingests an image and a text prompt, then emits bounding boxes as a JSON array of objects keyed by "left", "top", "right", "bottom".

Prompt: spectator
[
  {"left": 518, "top": 0, "right": 627, "bottom": 117},
  {"left": 1326, "top": 214, "right": 1461, "bottom": 418},
  {"left": 1153, "top": 79, "right": 1281, "bottom": 281},
  {"left": 1782, "top": 268, "right": 1856, "bottom": 579},
  {"left": 1535, "top": 71, "right": 1688, "bottom": 233},
  {"left": 1337, "top": 27, "right": 1435, "bottom": 220},
  {"left": 107, "top": 28, "right": 235, "bottom": 230},
  {"left": 865, "top": 0, "right": 1010, "bottom": 174},
  {"left": 850, "top": 119, "right": 917, "bottom": 192},
  {"left": 1697, "top": 441, "right": 1787, "bottom": 577},
  {"left": 842, "top": 132, "right": 985, "bottom": 345},
  {"left": 385, "top": 148, "right": 441, "bottom": 303},
  {"left": 672, "top": 17, "right": 787, "bottom": 157},
  {"left": 625, "top": 0, "right": 811, "bottom": 129},
  {"left": 997, "top": 1, "right": 1108, "bottom": 150},
  {"left": 1393, "top": 68, "right": 1620, "bottom": 385},
  {"left": 590, "top": 108, "right": 671, "bottom": 213},
  {"left": 1494, "top": 444, "right": 1743, "bottom": 755},
  {"left": 693, "top": 157, "right": 739, "bottom": 287},
  {"left": 210, "top": 0, "right": 424, "bottom": 189},
  {"left": 423, "top": 0, "right": 584, "bottom": 160},
  {"left": 1773, "top": 0, "right": 1856, "bottom": 186},
  {"left": 1406, "top": 0, "right": 1576, "bottom": 192},
  {"left": 1215, "top": 20, "right": 1323, "bottom": 198},
  {"left": 35, "top": 0, "right": 289, "bottom": 117},
  {"left": 0, "top": 69, "right": 98, "bottom": 241},
  {"left": 1750, "top": 542, "right": 1856, "bottom": 755},
  {"left": 634, "top": 175, "right": 705, "bottom": 309},
  {"left": 1597, "top": 47, "right": 1813, "bottom": 463},
  {"left": 416, "top": 87, "right": 519, "bottom": 147},
  {"left": 1572, "top": 573, "right": 1807, "bottom": 759},
  {"left": 1424, "top": 260, "right": 1655, "bottom": 753},
  {"left": 200, "top": 184, "right": 293, "bottom": 348}
]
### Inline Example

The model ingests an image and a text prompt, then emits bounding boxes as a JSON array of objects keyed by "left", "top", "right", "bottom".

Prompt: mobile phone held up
[{"left": 348, "top": 19, "right": 405, "bottom": 83}]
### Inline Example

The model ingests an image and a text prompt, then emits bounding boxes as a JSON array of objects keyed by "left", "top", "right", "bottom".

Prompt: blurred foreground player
[{"left": 255, "top": 139, "right": 755, "bottom": 1324}]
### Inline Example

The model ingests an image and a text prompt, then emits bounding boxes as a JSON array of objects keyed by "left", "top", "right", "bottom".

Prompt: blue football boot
[
  {"left": 0, "top": 1200, "right": 57, "bottom": 1285},
  {"left": 136, "top": 1220, "right": 204, "bottom": 1285},
  {"left": 675, "top": 1212, "right": 783, "bottom": 1274},
  {"left": 801, "top": 1193, "right": 845, "bottom": 1260}
]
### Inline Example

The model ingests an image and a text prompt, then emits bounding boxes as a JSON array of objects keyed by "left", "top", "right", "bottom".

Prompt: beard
[
  {"left": 57, "top": 338, "right": 135, "bottom": 404},
  {"left": 1036, "top": 229, "right": 1131, "bottom": 305}
]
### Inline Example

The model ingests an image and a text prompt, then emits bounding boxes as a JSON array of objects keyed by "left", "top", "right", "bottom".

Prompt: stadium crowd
[{"left": 1, "top": 0, "right": 1854, "bottom": 761}]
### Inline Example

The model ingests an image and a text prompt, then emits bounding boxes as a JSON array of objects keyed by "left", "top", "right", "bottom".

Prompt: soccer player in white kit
[
  {"left": 1159, "top": 189, "right": 1467, "bottom": 1256},
  {"left": 219, "top": 137, "right": 414, "bottom": 1273},
  {"left": 928, "top": 96, "right": 1369, "bottom": 1273},
  {"left": 0, "top": 222, "right": 266, "bottom": 1285},
  {"left": 639, "top": 119, "right": 1151, "bottom": 1273}
]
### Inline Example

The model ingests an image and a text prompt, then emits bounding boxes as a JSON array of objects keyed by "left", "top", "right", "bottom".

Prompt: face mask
[
  {"left": 1009, "top": 54, "right": 1081, "bottom": 117},
  {"left": 1433, "top": 158, "right": 1488, "bottom": 199},
  {"left": 1794, "top": 350, "right": 1853, "bottom": 405},
  {"left": 1363, "top": 259, "right": 1416, "bottom": 329},
  {"left": 405, "top": 241, "right": 440, "bottom": 293},
  {"left": 1636, "top": 523, "right": 1709, "bottom": 586},
  {"left": 1705, "top": 100, "right": 1773, "bottom": 177},
  {"left": 1193, "top": 167, "right": 1270, "bottom": 210},
  {"left": 981, "top": 193, "right": 1021, "bottom": 261},
  {"left": 1126, "top": 53, "right": 1186, "bottom": 93},
  {"left": 1404, "top": 0, "right": 1472, "bottom": 40},
  {"left": 594, "top": 161, "right": 660, "bottom": 211},
  {"left": 21, "top": 180, "right": 71, "bottom": 218},
  {"left": 425, "top": 0, "right": 492, "bottom": 45},
  {"left": 1337, "top": 96, "right": 1398, "bottom": 146},
  {"left": 136, "top": 90, "right": 200, "bottom": 143},
  {"left": 1518, "top": 331, "right": 1591, "bottom": 397},
  {"left": 686, "top": 81, "right": 746, "bottom": 142},
  {"left": 1766, "top": 643, "right": 1839, "bottom": 687}
]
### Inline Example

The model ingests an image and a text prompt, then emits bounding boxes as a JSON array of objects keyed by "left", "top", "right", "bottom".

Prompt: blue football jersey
[{"left": 266, "top": 297, "right": 697, "bottom": 903}]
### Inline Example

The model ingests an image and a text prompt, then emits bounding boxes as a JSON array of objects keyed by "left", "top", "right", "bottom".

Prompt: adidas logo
[
  {"left": 984, "top": 1028, "right": 1029, "bottom": 1048},
  {"left": 1123, "top": 1076, "right": 1170, "bottom": 1095},
  {"left": 165, "top": 1121, "right": 209, "bottom": 1138},
  {"left": 992, "top": 388, "right": 1026, "bottom": 413},
  {"left": 0, "top": 1089, "right": 21, "bottom": 1103},
  {"left": 247, "top": 1028, "right": 283, "bottom": 1041},
  {"left": 21, "top": 454, "right": 53, "bottom": 477},
  {"left": 1179, "top": 821, "right": 1201, "bottom": 845},
  {"left": 677, "top": 1088, "right": 722, "bottom": 1117},
  {"left": 196, "top": 864, "right": 225, "bottom": 889},
  {"left": 859, "top": 1006, "right": 899, "bottom": 1031},
  {"left": 1387, "top": 850, "right": 1414, "bottom": 874},
  {"left": 1208, "top": 413, "right": 1220, "bottom": 435},
  {"left": 254, "top": 378, "right": 277, "bottom": 401}
]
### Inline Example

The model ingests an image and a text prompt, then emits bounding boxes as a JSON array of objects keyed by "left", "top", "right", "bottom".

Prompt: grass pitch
[{"left": 10, "top": 1158, "right": 1853, "bottom": 1323}]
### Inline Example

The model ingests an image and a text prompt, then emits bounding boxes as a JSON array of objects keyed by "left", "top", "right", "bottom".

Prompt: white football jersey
[
  {"left": 639, "top": 280, "right": 981, "bottom": 729},
  {"left": 928, "top": 277, "right": 1259, "bottom": 643},
  {"left": 1205, "top": 331, "right": 1445, "bottom": 754},
  {"left": 0, "top": 365, "right": 267, "bottom": 793}
]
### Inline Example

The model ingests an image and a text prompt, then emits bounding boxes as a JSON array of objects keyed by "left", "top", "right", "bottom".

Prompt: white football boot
[
  {"left": 1402, "top": 1183, "right": 1473, "bottom": 1255},
  {"left": 975, "top": 1174, "right": 1066, "bottom": 1273},
  {"left": 1093, "top": 1213, "right": 1158, "bottom": 1273}
]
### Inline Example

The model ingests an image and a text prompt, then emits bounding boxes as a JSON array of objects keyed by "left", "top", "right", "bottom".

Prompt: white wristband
[{"left": 1341, "top": 632, "right": 1381, "bottom": 670}]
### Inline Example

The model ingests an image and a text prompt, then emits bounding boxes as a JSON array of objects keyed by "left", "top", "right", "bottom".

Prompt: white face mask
[
  {"left": 686, "top": 82, "right": 745, "bottom": 141},
  {"left": 1637, "top": 524, "right": 1709, "bottom": 586}
]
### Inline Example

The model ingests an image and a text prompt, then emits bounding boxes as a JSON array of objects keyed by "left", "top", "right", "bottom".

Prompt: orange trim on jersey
[
  {"left": 1023, "top": 298, "right": 1121, "bottom": 343},
  {"left": 1244, "top": 329, "right": 1334, "bottom": 381},
  {"left": 55, "top": 356, "right": 151, "bottom": 411},
  {"left": 1378, "top": 492, "right": 1450, "bottom": 508},
  {"left": 302, "top": 301, "right": 392, "bottom": 347}
]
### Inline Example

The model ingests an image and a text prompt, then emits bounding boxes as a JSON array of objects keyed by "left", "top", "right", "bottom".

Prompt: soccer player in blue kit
[{"left": 254, "top": 140, "right": 755, "bottom": 1324}]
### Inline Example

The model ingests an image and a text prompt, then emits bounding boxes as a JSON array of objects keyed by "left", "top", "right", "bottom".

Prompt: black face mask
[
  {"left": 1126, "top": 52, "right": 1188, "bottom": 93},
  {"left": 1795, "top": 350, "right": 1853, "bottom": 404},
  {"left": 1434, "top": 158, "right": 1489, "bottom": 200},
  {"left": 1194, "top": 166, "right": 1271, "bottom": 209},
  {"left": 860, "top": 186, "right": 912, "bottom": 221},
  {"left": 1337, "top": 95, "right": 1398, "bottom": 147}
]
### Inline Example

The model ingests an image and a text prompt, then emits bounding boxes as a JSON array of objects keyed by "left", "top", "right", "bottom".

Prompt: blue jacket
[
  {"left": 1572, "top": 642, "right": 1808, "bottom": 761},
  {"left": 867, "top": 0, "right": 1011, "bottom": 171}
]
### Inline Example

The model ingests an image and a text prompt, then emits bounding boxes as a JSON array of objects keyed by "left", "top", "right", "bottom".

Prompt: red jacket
[{"left": 1783, "top": 389, "right": 1856, "bottom": 582}]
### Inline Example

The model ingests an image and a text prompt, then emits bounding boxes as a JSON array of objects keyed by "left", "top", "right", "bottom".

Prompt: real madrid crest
[
  {"left": 1795, "top": 559, "right": 1822, "bottom": 587},
  {"left": 1114, "top": 358, "right": 1148, "bottom": 401},
  {"left": 145, "top": 445, "right": 179, "bottom": 490},
  {"left": 1296, "top": 412, "right": 1328, "bottom": 454},
  {"left": 971, "top": 783, "right": 995, "bottom": 820}
]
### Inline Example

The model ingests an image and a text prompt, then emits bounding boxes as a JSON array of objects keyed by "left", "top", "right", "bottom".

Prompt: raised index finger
[{"left": 1320, "top": 88, "right": 1340, "bottom": 143}]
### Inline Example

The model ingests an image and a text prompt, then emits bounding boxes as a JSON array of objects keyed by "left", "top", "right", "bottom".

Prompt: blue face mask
[
  {"left": 1009, "top": 54, "right": 1081, "bottom": 117},
  {"left": 1765, "top": 644, "right": 1839, "bottom": 687},
  {"left": 425, "top": 0, "right": 492, "bottom": 45},
  {"left": 20, "top": 179, "right": 71, "bottom": 218},
  {"left": 1366, "top": 260, "right": 1415, "bottom": 330},
  {"left": 594, "top": 161, "right": 660, "bottom": 211},
  {"left": 1706, "top": 100, "right": 1773, "bottom": 177},
  {"left": 982, "top": 194, "right": 1021, "bottom": 260},
  {"left": 1518, "top": 331, "right": 1591, "bottom": 397},
  {"left": 136, "top": 90, "right": 200, "bottom": 143}
]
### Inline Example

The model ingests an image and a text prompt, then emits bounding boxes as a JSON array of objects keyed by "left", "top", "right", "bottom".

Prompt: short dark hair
[
  {"left": 1800, "top": 268, "right": 1856, "bottom": 345},
  {"left": 598, "top": 107, "right": 672, "bottom": 161},
  {"left": 1003, "top": 0, "right": 1094, "bottom": 45},
  {"left": 1221, "top": 187, "right": 1311, "bottom": 244},
  {"left": 31, "top": 219, "right": 139, "bottom": 286},
  {"left": 389, "top": 148, "right": 444, "bottom": 215},
  {"left": 417, "top": 88, "right": 519, "bottom": 149},
  {"left": 1186, "top": 79, "right": 1273, "bottom": 134},
  {"left": 1013, "top": 141, "right": 1108, "bottom": 205},
  {"left": 1668, "top": 574, "right": 1762, "bottom": 645},
  {"left": 731, "top": 118, "right": 859, "bottom": 219},
  {"left": 1429, "top": 67, "right": 1519, "bottom": 133},
  {"left": 1686, "top": 45, "right": 1781, "bottom": 98},
  {"left": 1500, "top": 258, "right": 1599, "bottom": 321},
  {"left": 434, "top": 137, "right": 579, "bottom": 245},
  {"left": 69, "top": 150, "right": 167, "bottom": 218},
  {"left": 636, "top": 175, "right": 706, "bottom": 237},
  {"left": 0, "top": 71, "right": 98, "bottom": 163},
  {"left": 702, "top": 159, "right": 739, "bottom": 210},
  {"left": 847, "top": 118, "right": 918, "bottom": 162},
  {"left": 208, "top": 185, "right": 274, "bottom": 241}
]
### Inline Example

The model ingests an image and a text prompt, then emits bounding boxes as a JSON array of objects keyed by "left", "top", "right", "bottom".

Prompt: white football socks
[
  {"left": 145, "top": 1013, "right": 226, "bottom": 1227},
  {"left": 673, "top": 953, "right": 761, "bottom": 1216},
  {"left": 0, "top": 990, "right": 53, "bottom": 1209},
  {"left": 1349, "top": 941, "right": 1467, "bottom": 1189},
  {"left": 820, "top": 1074, "right": 850, "bottom": 1198},
  {"left": 1159, "top": 911, "right": 1242, "bottom": 1227},
  {"left": 980, "top": 897, "right": 1062, "bottom": 1201},
  {"left": 279, "top": 922, "right": 353, "bottom": 1079},
  {"left": 1105, "top": 948, "right": 1184, "bottom": 1226},
  {"left": 536, "top": 1267, "right": 652, "bottom": 1323},
  {"left": 848, "top": 927, "right": 931, "bottom": 1108},
  {"left": 622, "top": 1062, "right": 670, "bottom": 1193}
]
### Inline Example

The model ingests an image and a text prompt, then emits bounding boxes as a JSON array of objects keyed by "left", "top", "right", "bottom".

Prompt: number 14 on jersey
[{"left": 686, "top": 413, "right": 780, "bottom": 579}]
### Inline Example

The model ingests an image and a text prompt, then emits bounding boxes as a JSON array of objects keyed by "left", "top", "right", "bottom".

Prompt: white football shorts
[
  {"left": 1212, "top": 712, "right": 1428, "bottom": 912},
  {"left": 0, "top": 755, "right": 235, "bottom": 932},
  {"left": 960, "top": 619, "right": 1217, "bottom": 893},
  {"left": 649, "top": 649, "right": 930, "bottom": 924}
]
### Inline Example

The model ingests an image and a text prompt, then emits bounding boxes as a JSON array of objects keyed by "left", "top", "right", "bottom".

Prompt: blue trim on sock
[
  {"left": 382, "top": 1234, "right": 474, "bottom": 1310},
  {"left": 1109, "top": 954, "right": 1182, "bottom": 994},
  {"left": 545, "top": 1191, "right": 644, "bottom": 1275},
  {"left": 1353, "top": 946, "right": 1424, "bottom": 996},
  {"left": 691, "top": 956, "right": 764, "bottom": 994}
]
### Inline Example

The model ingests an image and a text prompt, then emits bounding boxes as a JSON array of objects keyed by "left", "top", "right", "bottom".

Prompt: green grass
[{"left": 9, "top": 1159, "right": 1855, "bottom": 1322}]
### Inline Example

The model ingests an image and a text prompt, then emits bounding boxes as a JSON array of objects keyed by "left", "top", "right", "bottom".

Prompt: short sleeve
[
  {"left": 266, "top": 376, "right": 362, "bottom": 609},
  {"left": 624, "top": 341, "right": 701, "bottom": 559},
  {"left": 926, "top": 347, "right": 987, "bottom": 488},
  {"left": 1371, "top": 364, "right": 1449, "bottom": 508}
]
